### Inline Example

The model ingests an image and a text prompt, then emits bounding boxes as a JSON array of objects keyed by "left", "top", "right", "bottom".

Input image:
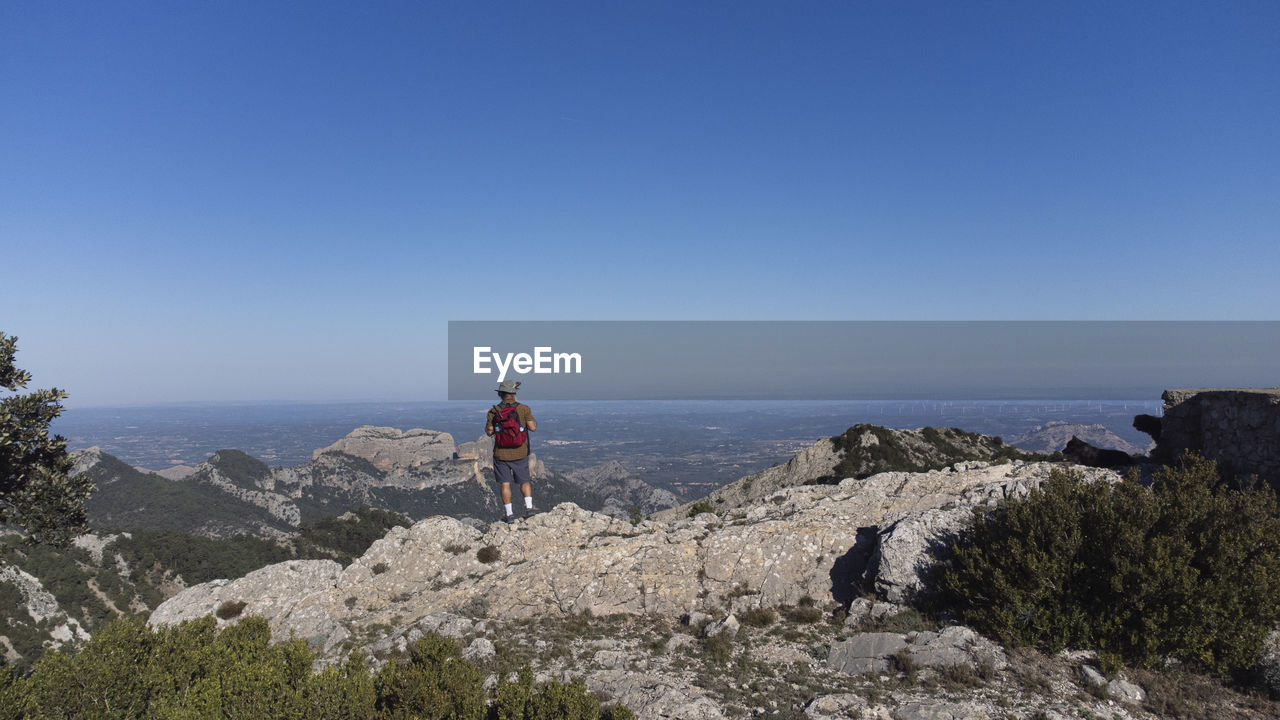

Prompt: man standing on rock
[{"left": 486, "top": 379, "right": 538, "bottom": 524}]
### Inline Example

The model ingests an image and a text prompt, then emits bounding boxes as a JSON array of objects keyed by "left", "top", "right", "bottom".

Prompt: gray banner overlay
[{"left": 448, "top": 321, "right": 1280, "bottom": 401}]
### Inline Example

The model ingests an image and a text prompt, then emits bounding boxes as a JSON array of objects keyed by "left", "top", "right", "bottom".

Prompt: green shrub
[
  {"left": 935, "top": 454, "right": 1280, "bottom": 674},
  {"left": 374, "top": 634, "right": 485, "bottom": 719},
  {"left": 700, "top": 633, "right": 734, "bottom": 664},
  {"left": 295, "top": 506, "right": 411, "bottom": 564},
  {"left": 0, "top": 664, "right": 30, "bottom": 720},
  {"left": 493, "top": 665, "right": 624, "bottom": 719},
  {"left": 890, "top": 649, "right": 918, "bottom": 683},
  {"left": 740, "top": 607, "right": 776, "bottom": 627},
  {"left": 687, "top": 501, "right": 715, "bottom": 517},
  {"left": 215, "top": 600, "right": 247, "bottom": 619},
  {"left": 783, "top": 605, "right": 822, "bottom": 624},
  {"left": 7, "top": 616, "right": 632, "bottom": 718}
]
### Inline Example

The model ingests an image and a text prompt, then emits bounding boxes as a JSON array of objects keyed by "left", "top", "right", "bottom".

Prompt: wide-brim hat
[{"left": 496, "top": 380, "right": 522, "bottom": 394}]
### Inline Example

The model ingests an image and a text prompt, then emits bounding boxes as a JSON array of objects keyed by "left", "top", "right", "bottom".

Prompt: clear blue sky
[{"left": 2, "top": 1, "right": 1277, "bottom": 406}]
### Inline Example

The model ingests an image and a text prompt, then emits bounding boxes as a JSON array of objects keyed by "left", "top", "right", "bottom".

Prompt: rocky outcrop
[
  {"left": 563, "top": 461, "right": 681, "bottom": 518},
  {"left": 149, "top": 559, "right": 349, "bottom": 655},
  {"left": 1147, "top": 389, "right": 1280, "bottom": 485},
  {"left": 153, "top": 454, "right": 1243, "bottom": 718},
  {"left": 652, "top": 436, "right": 842, "bottom": 520},
  {"left": 191, "top": 453, "right": 302, "bottom": 527},
  {"left": 0, "top": 562, "right": 91, "bottom": 652},
  {"left": 1061, "top": 436, "right": 1136, "bottom": 468},
  {"left": 827, "top": 626, "right": 1006, "bottom": 676},
  {"left": 70, "top": 446, "right": 104, "bottom": 478},
  {"left": 828, "top": 426, "right": 1043, "bottom": 481},
  {"left": 312, "top": 426, "right": 456, "bottom": 476},
  {"left": 152, "top": 460, "right": 1120, "bottom": 657},
  {"left": 1009, "top": 421, "right": 1147, "bottom": 455},
  {"left": 655, "top": 427, "right": 1046, "bottom": 521},
  {"left": 871, "top": 504, "right": 972, "bottom": 604}
]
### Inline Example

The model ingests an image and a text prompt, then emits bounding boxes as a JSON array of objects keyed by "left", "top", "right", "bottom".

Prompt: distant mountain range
[{"left": 73, "top": 426, "right": 682, "bottom": 538}]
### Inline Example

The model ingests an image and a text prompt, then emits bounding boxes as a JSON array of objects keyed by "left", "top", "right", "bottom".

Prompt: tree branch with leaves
[{"left": 0, "top": 333, "right": 93, "bottom": 546}]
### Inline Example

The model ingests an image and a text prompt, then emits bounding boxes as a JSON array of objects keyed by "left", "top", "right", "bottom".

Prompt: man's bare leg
[{"left": 500, "top": 482, "right": 518, "bottom": 522}]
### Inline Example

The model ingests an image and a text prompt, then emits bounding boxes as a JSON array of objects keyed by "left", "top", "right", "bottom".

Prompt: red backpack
[{"left": 491, "top": 404, "right": 527, "bottom": 449}]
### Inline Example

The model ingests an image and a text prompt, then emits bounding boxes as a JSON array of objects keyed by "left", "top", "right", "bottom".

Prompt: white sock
[
  {"left": 524, "top": 496, "right": 534, "bottom": 509},
  {"left": 504, "top": 503, "right": 513, "bottom": 516}
]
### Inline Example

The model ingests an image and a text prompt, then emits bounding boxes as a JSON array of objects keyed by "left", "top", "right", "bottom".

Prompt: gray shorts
[{"left": 494, "top": 455, "right": 532, "bottom": 485}]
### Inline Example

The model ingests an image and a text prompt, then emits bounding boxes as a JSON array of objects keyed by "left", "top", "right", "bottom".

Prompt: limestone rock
[
  {"left": 804, "top": 693, "right": 893, "bottom": 719},
  {"left": 827, "top": 633, "right": 908, "bottom": 675},
  {"left": 0, "top": 562, "right": 90, "bottom": 649},
  {"left": 872, "top": 508, "right": 969, "bottom": 604},
  {"left": 192, "top": 456, "right": 301, "bottom": 527},
  {"left": 894, "top": 699, "right": 998, "bottom": 719},
  {"left": 684, "top": 611, "right": 712, "bottom": 628},
  {"left": 827, "top": 626, "right": 1005, "bottom": 679},
  {"left": 665, "top": 634, "right": 696, "bottom": 654},
  {"left": 151, "top": 462, "right": 1118, "bottom": 676},
  {"left": 1079, "top": 664, "right": 1107, "bottom": 688},
  {"left": 703, "top": 614, "right": 739, "bottom": 638},
  {"left": 844, "top": 598, "right": 903, "bottom": 628},
  {"left": 313, "top": 426, "right": 456, "bottom": 474},
  {"left": 463, "top": 637, "right": 495, "bottom": 662},
  {"left": 70, "top": 447, "right": 104, "bottom": 477},
  {"left": 653, "top": 437, "right": 842, "bottom": 520},
  {"left": 564, "top": 461, "right": 681, "bottom": 517},
  {"left": 586, "top": 669, "right": 726, "bottom": 720},
  {"left": 1107, "top": 675, "right": 1146, "bottom": 704},
  {"left": 906, "top": 626, "right": 1007, "bottom": 671},
  {"left": 1258, "top": 629, "right": 1280, "bottom": 696},
  {"left": 870, "top": 464, "right": 1121, "bottom": 604},
  {"left": 150, "top": 559, "right": 345, "bottom": 653}
]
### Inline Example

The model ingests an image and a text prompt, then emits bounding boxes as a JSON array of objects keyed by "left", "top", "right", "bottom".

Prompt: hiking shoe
[
  {"left": 502, "top": 514, "right": 518, "bottom": 525},
  {"left": 523, "top": 505, "right": 541, "bottom": 519}
]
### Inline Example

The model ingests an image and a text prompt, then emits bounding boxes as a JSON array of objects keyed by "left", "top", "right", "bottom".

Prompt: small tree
[{"left": 0, "top": 333, "right": 93, "bottom": 546}]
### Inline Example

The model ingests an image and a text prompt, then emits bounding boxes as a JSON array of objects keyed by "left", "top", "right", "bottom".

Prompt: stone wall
[{"left": 1154, "top": 388, "right": 1280, "bottom": 483}]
